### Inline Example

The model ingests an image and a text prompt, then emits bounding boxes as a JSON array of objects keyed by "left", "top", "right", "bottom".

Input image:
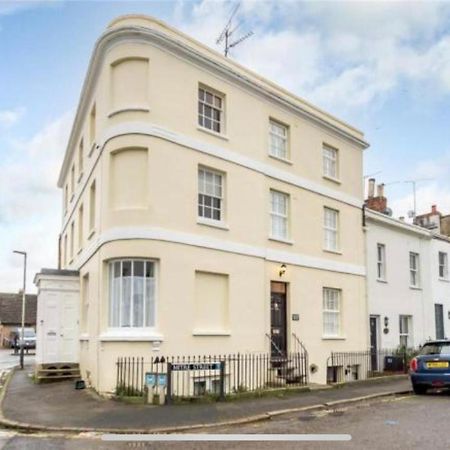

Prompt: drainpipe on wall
[{"left": 362, "top": 204, "right": 370, "bottom": 350}]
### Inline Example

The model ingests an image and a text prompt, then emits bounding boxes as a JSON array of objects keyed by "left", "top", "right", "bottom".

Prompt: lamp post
[{"left": 13, "top": 250, "right": 27, "bottom": 370}]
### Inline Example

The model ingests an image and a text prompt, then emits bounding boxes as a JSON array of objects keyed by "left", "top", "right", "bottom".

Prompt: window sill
[
  {"left": 88, "top": 229, "right": 96, "bottom": 240},
  {"left": 268, "top": 154, "right": 293, "bottom": 165},
  {"left": 79, "top": 334, "right": 89, "bottom": 341},
  {"left": 99, "top": 330, "right": 164, "bottom": 342},
  {"left": 439, "top": 277, "right": 450, "bottom": 283},
  {"left": 323, "top": 175, "right": 341, "bottom": 185},
  {"left": 409, "top": 286, "right": 422, "bottom": 291},
  {"left": 376, "top": 278, "right": 388, "bottom": 284},
  {"left": 197, "top": 125, "right": 229, "bottom": 141},
  {"left": 77, "top": 247, "right": 83, "bottom": 255},
  {"left": 88, "top": 141, "right": 96, "bottom": 157},
  {"left": 108, "top": 106, "right": 150, "bottom": 118},
  {"left": 192, "top": 330, "right": 231, "bottom": 337},
  {"left": 78, "top": 172, "right": 84, "bottom": 183},
  {"left": 322, "top": 336, "right": 346, "bottom": 340},
  {"left": 323, "top": 248, "right": 342, "bottom": 255},
  {"left": 269, "top": 236, "right": 294, "bottom": 245},
  {"left": 197, "top": 218, "right": 229, "bottom": 230}
]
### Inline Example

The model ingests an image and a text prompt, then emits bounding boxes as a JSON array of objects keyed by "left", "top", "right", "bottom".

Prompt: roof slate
[{"left": 0, "top": 293, "right": 37, "bottom": 325}]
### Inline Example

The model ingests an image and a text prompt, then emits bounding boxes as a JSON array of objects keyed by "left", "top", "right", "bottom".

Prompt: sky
[{"left": 1, "top": 0, "right": 450, "bottom": 292}]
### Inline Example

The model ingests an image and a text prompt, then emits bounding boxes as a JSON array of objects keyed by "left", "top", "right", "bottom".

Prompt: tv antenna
[
  {"left": 385, "top": 178, "right": 433, "bottom": 219},
  {"left": 216, "top": 3, "right": 254, "bottom": 57}
]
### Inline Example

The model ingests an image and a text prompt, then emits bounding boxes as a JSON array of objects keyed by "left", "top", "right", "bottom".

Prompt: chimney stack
[
  {"left": 377, "top": 183, "right": 385, "bottom": 198},
  {"left": 432, "top": 204, "right": 437, "bottom": 215},
  {"left": 365, "top": 179, "right": 388, "bottom": 214},
  {"left": 368, "top": 178, "right": 375, "bottom": 198}
]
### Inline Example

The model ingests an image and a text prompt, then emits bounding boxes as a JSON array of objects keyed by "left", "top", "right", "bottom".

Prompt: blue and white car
[{"left": 410, "top": 340, "right": 450, "bottom": 394}]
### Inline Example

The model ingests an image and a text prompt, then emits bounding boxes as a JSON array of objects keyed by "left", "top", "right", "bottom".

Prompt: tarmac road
[
  {"left": 1, "top": 391, "right": 449, "bottom": 450},
  {"left": 0, "top": 349, "right": 34, "bottom": 371}
]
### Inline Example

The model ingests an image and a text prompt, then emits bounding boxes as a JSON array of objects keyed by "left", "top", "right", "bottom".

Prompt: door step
[{"left": 35, "top": 363, "right": 80, "bottom": 381}]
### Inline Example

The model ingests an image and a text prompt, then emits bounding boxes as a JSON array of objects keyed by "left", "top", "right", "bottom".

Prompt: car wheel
[{"left": 413, "top": 384, "right": 427, "bottom": 395}]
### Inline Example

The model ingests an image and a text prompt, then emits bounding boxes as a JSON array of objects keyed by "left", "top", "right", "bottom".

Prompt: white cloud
[
  {"left": 0, "top": 0, "right": 60, "bottom": 17},
  {"left": 0, "top": 111, "right": 73, "bottom": 292},
  {"left": 172, "top": 0, "right": 450, "bottom": 113},
  {"left": 389, "top": 182, "right": 450, "bottom": 223},
  {"left": 381, "top": 148, "right": 450, "bottom": 221},
  {"left": 0, "top": 107, "right": 25, "bottom": 127}
]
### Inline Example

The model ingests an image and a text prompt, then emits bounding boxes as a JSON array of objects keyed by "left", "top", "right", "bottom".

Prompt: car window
[
  {"left": 19, "top": 330, "right": 35, "bottom": 338},
  {"left": 420, "top": 343, "right": 450, "bottom": 355}
]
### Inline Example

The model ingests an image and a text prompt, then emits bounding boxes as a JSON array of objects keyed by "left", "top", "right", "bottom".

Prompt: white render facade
[
  {"left": 430, "top": 237, "right": 450, "bottom": 340},
  {"left": 366, "top": 209, "right": 450, "bottom": 352}
]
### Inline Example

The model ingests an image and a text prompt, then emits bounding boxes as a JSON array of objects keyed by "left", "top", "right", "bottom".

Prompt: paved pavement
[
  {"left": 1, "top": 393, "right": 450, "bottom": 449},
  {"left": 0, "top": 349, "right": 34, "bottom": 371},
  {"left": 2, "top": 368, "right": 411, "bottom": 431}
]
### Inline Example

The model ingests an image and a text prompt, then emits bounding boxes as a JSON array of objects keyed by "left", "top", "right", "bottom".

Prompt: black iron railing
[
  {"left": 326, "top": 348, "right": 419, "bottom": 383},
  {"left": 116, "top": 350, "right": 309, "bottom": 401}
]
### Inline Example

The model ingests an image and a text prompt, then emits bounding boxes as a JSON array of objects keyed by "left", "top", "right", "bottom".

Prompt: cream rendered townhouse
[{"left": 35, "top": 15, "right": 369, "bottom": 394}]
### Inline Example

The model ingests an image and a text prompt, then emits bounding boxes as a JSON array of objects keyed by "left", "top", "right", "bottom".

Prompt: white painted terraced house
[
  {"left": 35, "top": 15, "right": 369, "bottom": 393},
  {"left": 365, "top": 183, "right": 450, "bottom": 355}
]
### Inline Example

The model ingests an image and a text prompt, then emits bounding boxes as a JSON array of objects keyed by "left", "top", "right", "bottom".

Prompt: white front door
[
  {"left": 42, "top": 292, "right": 60, "bottom": 363},
  {"left": 60, "top": 293, "right": 79, "bottom": 362},
  {"left": 41, "top": 291, "right": 79, "bottom": 363}
]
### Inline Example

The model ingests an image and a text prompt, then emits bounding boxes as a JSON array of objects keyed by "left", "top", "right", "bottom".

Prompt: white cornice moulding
[
  {"left": 60, "top": 121, "right": 363, "bottom": 233},
  {"left": 101, "top": 122, "right": 363, "bottom": 208},
  {"left": 57, "top": 22, "right": 368, "bottom": 187},
  {"left": 74, "top": 226, "right": 366, "bottom": 277}
]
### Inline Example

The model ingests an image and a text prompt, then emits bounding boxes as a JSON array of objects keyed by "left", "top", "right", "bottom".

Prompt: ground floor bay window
[{"left": 109, "top": 260, "right": 156, "bottom": 328}]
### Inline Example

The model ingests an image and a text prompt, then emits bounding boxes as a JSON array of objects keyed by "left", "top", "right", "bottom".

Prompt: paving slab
[{"left": 1, "top": 368, "right": 412, "bottom": 432}]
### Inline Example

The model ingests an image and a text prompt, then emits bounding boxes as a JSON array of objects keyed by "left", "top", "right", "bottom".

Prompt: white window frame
[
  {"left": 108, "top": 259, "right": 157, "bottom": 329},
  {"left": 78, "top": 204, "right": 83, "bottom": 251},
  {"left": 324, "top": 207, "right": 339, "bottom": 252},
  {"left": 439, "top": 251, "right": 448, "bottom": 280},
  {"left": 89, "top": 180, "right": 96, "bottom": 234},
  {"left": 64, "top": 184, "right": 68, "bottom": 213},
  {"left": 70, "top": 164, "right": 75, "bottom": 199},
  {"left": 78, "top": 138, "right": 84, "bottom": 179},
  {"left": 399, "top": 315, "right": 412, "bottom": 348},
  {"left": 270, "top": 190, "right": 289, "bottom": 241},
  {"left": 323, "top": 144, "right": 338, "bottom": 179},
  {"left": 198, "top": 167, "right": 224, "bottom": 223},
  {"left": 409, "top": 252, "right": 420, "bottom": 288},
  {"left": 198, "top": 86, "right": 224, "bottom": 134},
  {"left": 323, "top": 288, "right": 341, "bottom": 338},
  {"left": 377, "top": 243, "right": 386, "bottom": 280},
  {"left": 69, "top": 221, "right": 74, "bottom": 261},
  {"left": 269, "top": 119, "right": 289, "bottom": 160}
]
